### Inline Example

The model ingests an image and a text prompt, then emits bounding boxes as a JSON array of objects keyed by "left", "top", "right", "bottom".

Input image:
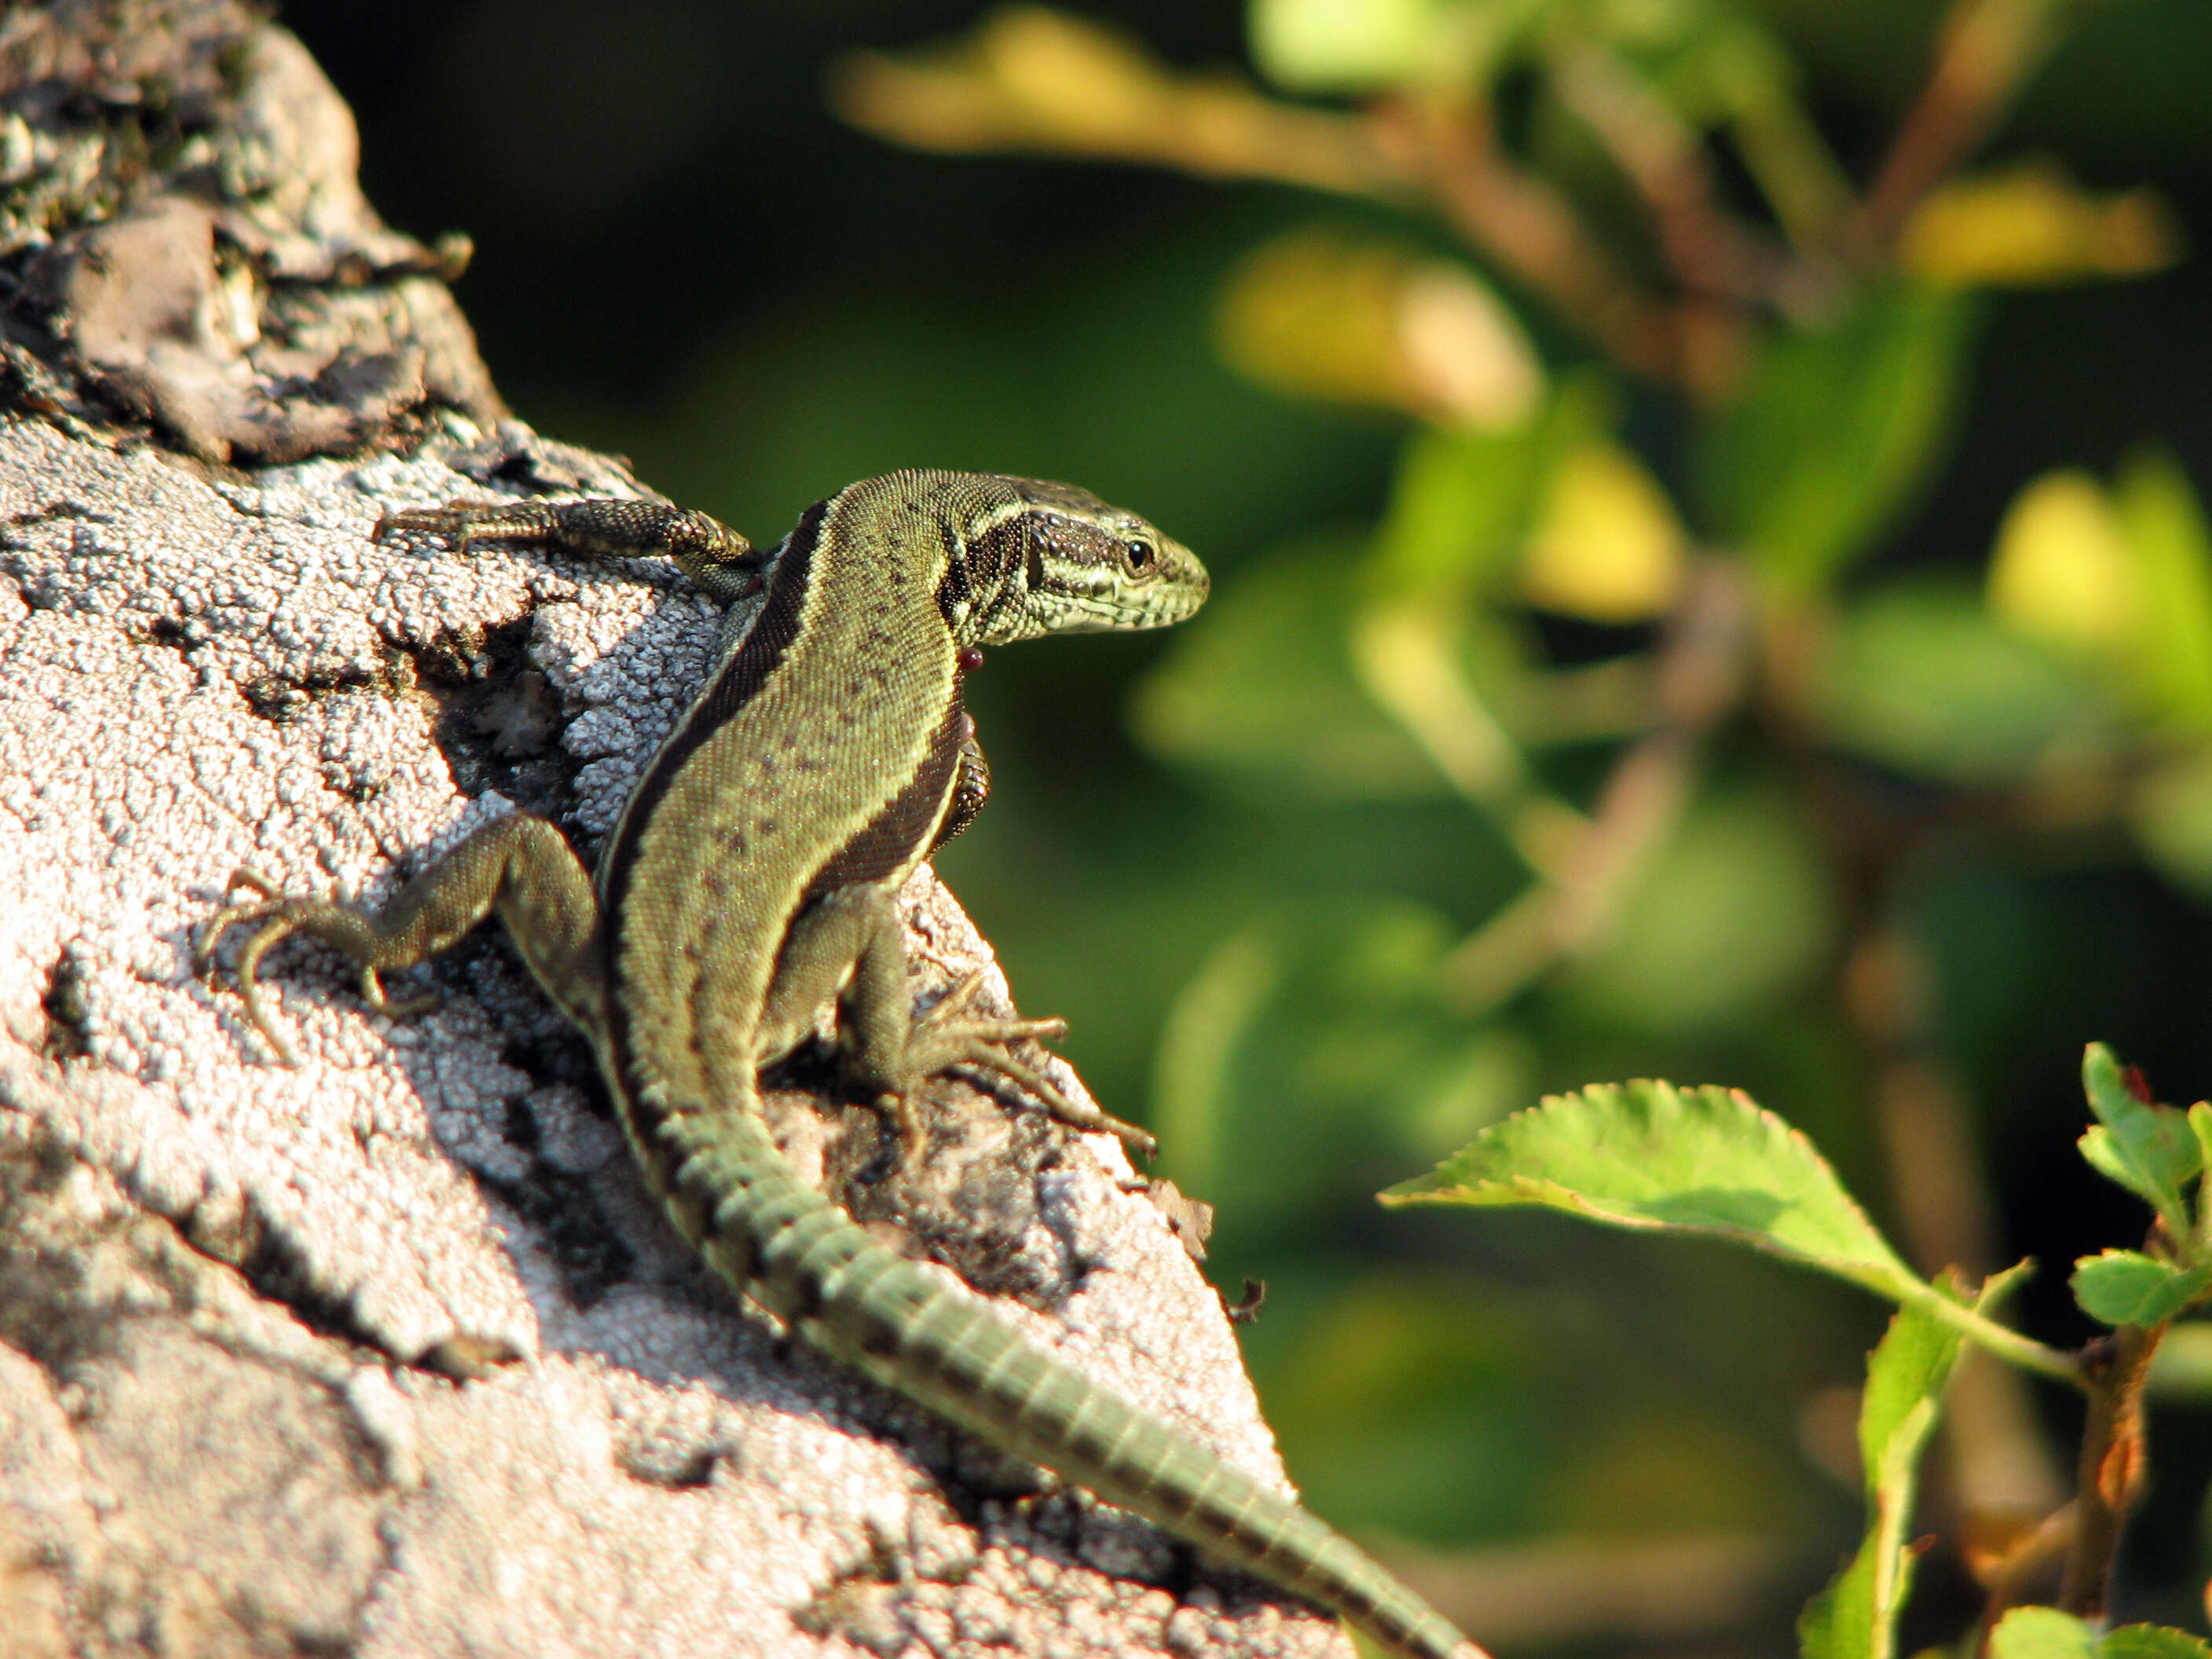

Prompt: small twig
[
  {"left": 1856, "top": 0, "right": 2064, "bottom": 258},
  {"left": 1968, "top": 1501, "right": 2076, "bottom": 1654},
  {"left": 2056, "top": 1321, "right": 2160, "bottom": 1617},
  {"left": 1388, "top": 95, "right": 1699, "bottom": 390},
  {"left": 833, "top": 13, "right": 1712, "bottom": 391},
  {"left": 1544, "top": 39, "right": 1782, "bottom": 310}
]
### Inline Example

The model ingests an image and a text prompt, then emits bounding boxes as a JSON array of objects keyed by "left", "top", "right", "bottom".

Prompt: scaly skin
[{"left": 200, "top": 472, "right": 1485, "bottom": 1659}]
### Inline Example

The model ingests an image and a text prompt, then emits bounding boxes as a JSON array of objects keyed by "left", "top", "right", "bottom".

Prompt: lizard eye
[{"left": 1126, "top": 539, "right": 1155, "bottom": 572}]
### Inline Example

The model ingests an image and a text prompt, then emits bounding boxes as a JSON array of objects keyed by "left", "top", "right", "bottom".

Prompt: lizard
[{"left": 196, "top": 471, "right": 1485, "bottom": 1659}]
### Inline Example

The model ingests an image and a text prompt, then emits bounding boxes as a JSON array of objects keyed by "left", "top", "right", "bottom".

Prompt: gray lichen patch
[{"left": 0, "top": 413, "right": 1350, "bottom": 1656}]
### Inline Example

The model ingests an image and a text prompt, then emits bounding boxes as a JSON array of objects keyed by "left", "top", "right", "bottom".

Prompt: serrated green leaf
[
  {"left": 2071, "top": 1249, "right": 2212, "bottom": 1328},
  {"left": 1382, "top": 1079, "right": 1921, "bottom": 1300},
  {"left": 1990, "top": 1608, "right": 2101, "bottom": 1659},
  {"left": 1800, "top": 1283, "right": 1979, "bottom": 1659},
  {"left": 2102, "top": 1624, "right": 2212, "bottom": 1659},
  {"left": 2079, "top": 1043, "right": 2199, "bottom": 1240},
  {"left": 1697, "top": 284, "right": 1970, "bottom": 588}
]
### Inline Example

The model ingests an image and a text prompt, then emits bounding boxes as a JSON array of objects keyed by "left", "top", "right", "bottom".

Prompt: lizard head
[{"left": 956, "top": 476, "right": 1209, "bottom": 643}]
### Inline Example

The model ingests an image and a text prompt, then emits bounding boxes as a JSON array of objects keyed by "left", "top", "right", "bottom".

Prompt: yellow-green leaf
[
  {"left": 1215, "top": 229, "right": 1542, "bottom": 430},
  {"left": 1517, "top": 441, "right": 1686, "bottom": 623},
  {"left": 2115, "top": 452, "right": 2212, "bottom": 734},
  {"left": 1987, "top": 470, "right": 2141, "bottom": 658},
  {"left": 1901, "top": 162, "right": 2180, "bottom": 289}
]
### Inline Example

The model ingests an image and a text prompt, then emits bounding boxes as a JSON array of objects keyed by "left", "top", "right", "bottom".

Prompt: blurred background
[{"left": 281, "top": 2, "right": 2212, "bottom": 1651}]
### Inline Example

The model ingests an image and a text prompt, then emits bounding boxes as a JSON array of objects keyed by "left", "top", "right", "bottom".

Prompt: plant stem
[
  {"left": 1856, "top": 0, "right": 2062, "bottom": 258},
  {"left": 1895, "top": 1282, "right": 2082, "bottom": 1388},
  {"left": 2056, "top": 1323, "right": 2161, "bottom": 1617}
]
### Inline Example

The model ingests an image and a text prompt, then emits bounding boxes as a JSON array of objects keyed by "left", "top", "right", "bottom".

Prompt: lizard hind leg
[{"left": 770, "top": 886, "right": 1156, "bottom": 1165}]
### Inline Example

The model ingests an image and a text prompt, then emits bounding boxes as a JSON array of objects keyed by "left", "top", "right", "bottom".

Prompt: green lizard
[{"left": 198, "top": 471, "right": 1484, "bottom": 1659}]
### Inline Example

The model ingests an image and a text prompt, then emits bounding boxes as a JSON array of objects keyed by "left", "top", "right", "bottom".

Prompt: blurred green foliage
[{"left": 286, "top": 0, "right": 2212, "bottom": 1650}]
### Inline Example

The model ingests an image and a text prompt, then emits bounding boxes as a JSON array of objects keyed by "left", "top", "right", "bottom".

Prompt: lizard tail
[{"left": 653, "top": 1105, "right": 1481, "bottom": 1659}]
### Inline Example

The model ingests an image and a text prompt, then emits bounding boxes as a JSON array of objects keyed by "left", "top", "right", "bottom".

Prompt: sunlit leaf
[
  {"left": 2114, "top": 452, "right": 2212, "bottom": 735},
  {"left": 1991, "top": 1609, "right": 2103, "bottom": 1659},
  {"left": 1248, "top": 0, "right": 1550, "bottom": 92},
  {"left": 2071, "top": 1249, "right": 2212, "bottom": 1328},
  {"left": 2078, "top": 1043, "right": 2200, "bottom": 1240},
  {"left": 1130, "top": 536, "right": 1442, "bottom": 797},
  {"left": 1987, "top": 470, "right": 2141, "bottom": 658},
  {"left": 1518, "top": 441, "right": 1686, "bottom": 623},
  {"left": 1800, "top": 1275, "right": 1998, "bottom": 1659},
  {"left": 1383, "top": 1079, "right": 1922, "bottom": 1302},
  {"left": 1248, "top": 0, "right": 1445, "bottom": 90},
  {"left": 1991, "top": 1610, "right": 2212, "bottom": 1659},
  {"left": 1216, "top": 229, "right": 1542, "bottom": 429},
  {"left": 1697, "top": 285, "right": 1969, "bottom": 588},
  {"left": 2102, "top": 1627, "right": 2212, "bottom": 1659},
  {"left": 1901, "top": 162, "right": 2180, "bottom": 289},
  {"left": 1555, "top": 789, "right": 1831, "bottom": 1035},
  {"left": 1820, "top": 582, "right": 2108, "bottom": 785}
]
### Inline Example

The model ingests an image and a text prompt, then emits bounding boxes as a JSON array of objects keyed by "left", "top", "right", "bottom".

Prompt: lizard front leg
[
  {"left": 196, "top": 814, "right": 604, "bottom": 1063},
  {"left": 757, "top": 885, "right": 1157, "bottom": 1163},
  {"left": 378, "top": 498, "right": 766, "bottom": 604}
]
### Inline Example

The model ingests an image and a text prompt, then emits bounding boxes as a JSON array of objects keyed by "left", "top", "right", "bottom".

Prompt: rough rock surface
[
  {"left": 0, "top": 412, "right": 1346, "bottom": 1658},
  {"left": 0, "top": 5, "right": 503, "bottom": 463}
]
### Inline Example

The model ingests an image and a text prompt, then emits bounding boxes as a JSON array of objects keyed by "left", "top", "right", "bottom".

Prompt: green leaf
[
  {"left": 1382, "top": 1079, "right": 1921, "bottom": 1300},
  {"left": 2071, "top": 1249, "right": 2212, "bottom": 1328},
  {"left": 1990, "top": 1609, "right": 2102, "bottom": 1659},
  {"left": 1248, "top": 0, "right": 1550, "bottom": 93},
  {"left": 1697, "top": 284, "right": 1969, "bottom": 588},
  {"left": 2102, "top": 1627, "right": 2212, "bottom": 1659},
  {"left": 1247, "top": 0, "right": 1445, "bottom": 90},
  {"left": 1821, "top": 583, "right": 2110, "bottom": 786},
  {"left": 2115, "top": 452, "right": 2212, "bottom": 734},
  {"left": 1990, "top": 1610, "right": 2212, "bottom": 1659},
  {"left": 1800, "top": 1281, "right": 1980, "bottom": 1659},
  {"left": 2078, "top": 1043, "right": 2200, "bottom": 1240}
]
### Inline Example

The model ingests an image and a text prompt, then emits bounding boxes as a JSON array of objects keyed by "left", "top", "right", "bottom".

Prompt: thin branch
[
  {"left": 1544, "top": 39, "right": 1782, "bottom": 309},
  {"left": 832, "top": 12, "right": 1710, "bottom": 391},
  {"left": 1856, "top": 0, "right": 2064, "bottom": 258},
  {"left": 2056, "top": 1322, "right": 2160, "bottom": 1617},
  {"left": 1437, "top": 556, "right": 1750, "bottom": 1016},
  {"left": 1387, "top": 94, "right": 1697, "bottom": 390}
]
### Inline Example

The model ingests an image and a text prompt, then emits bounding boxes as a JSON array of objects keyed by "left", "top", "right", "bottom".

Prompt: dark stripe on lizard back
[
  {"left": 596, "top": 496, "right": 830, "bottom": 922},
  {"left": 807, "top": 697, "right": 968, "bottom": 895}
]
